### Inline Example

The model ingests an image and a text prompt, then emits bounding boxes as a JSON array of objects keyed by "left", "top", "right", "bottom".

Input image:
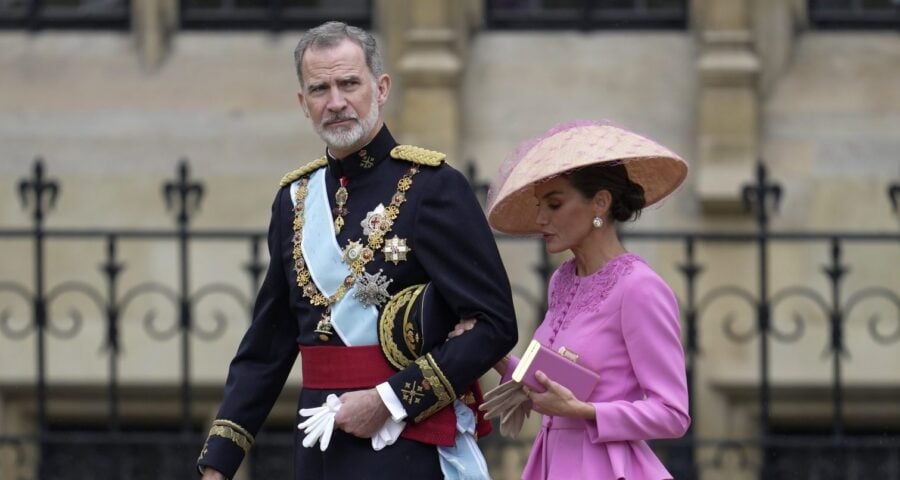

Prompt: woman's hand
[
  {"left": 527, "top": 371, "right": 595, "bottom": 419},
  {"left": 446, "top": 318, "right": 477, "bottom": 340},
  {"left": 479, "top": 381, "right": 532, "bottom": 438}
]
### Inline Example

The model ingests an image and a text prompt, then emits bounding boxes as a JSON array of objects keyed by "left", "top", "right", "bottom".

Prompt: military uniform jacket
[{"left": 197, "top": 126, "right": 517, "bottom": 479}]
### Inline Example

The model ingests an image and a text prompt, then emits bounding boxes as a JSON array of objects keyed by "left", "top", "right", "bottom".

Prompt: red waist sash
[{"left": 299, "top": 345, "right": 491, "bottom": 447}]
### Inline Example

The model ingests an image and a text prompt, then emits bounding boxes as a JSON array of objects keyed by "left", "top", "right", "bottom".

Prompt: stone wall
[{"left": 1, "top": 3, "right": 899, "bottom": 478}]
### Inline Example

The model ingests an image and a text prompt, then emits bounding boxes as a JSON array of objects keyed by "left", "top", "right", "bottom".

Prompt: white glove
[
  {"left": 480, "top": 381, "right": 531, "bottom": 438},
  {"left": 297, "top": 394, "right": 342, "bottom": 451},
  {"left": 371, "top": 417, "right": 405, "bottom": 451}
]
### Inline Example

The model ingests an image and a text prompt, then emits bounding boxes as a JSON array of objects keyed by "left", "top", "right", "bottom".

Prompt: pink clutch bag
[{"left": 511, "top": 340, "right": 600, "bottom": 401}]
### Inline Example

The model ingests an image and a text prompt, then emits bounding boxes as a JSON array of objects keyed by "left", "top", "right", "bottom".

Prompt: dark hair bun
[
  {"left": 610, "top": 182, "right": 646, "bottom": 222},
  {"left": 566, "top": 163, "right": 647, "bottom": 223}
]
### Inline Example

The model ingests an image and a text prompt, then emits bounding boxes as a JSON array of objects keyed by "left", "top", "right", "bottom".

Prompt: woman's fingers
[
  {"left": 535, "top": 371, "right": 573, "bottom": 398},
  {"left": 446, "top": 318, "right": 478, "bottom": 339},
  {"left": 534, "top": 371, "right": 554, "bottom": 388}
]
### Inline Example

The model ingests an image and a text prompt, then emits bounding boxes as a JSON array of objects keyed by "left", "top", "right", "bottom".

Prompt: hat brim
[{"left": 486, "top": 124, "right": 688, "bottom": 235}]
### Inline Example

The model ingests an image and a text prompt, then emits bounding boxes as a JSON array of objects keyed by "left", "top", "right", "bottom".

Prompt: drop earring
[{"left": 592, "top": 216, "right": 603, "bottom": 228}]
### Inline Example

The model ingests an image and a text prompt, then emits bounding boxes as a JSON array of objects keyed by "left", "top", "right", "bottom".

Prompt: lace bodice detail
[{"left": 544, "top": 253, "right": 643, "bottom": 344}]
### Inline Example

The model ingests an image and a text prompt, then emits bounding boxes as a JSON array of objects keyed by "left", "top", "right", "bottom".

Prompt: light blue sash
[
  {"left": 438, "top": 400, "right": 491, "bottom": 480},
  {"left": 292, "top": 170, "right": 489, "bottom": 479},
  {"left": 291, "top": 169, "right": 378, "bottom": 346}
]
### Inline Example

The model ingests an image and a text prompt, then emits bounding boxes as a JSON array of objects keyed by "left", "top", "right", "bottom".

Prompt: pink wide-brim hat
[{"left": 486, "top": 120, "right": 688, "bottom": 235}]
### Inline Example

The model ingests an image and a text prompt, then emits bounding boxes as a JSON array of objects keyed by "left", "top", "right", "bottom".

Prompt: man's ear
[
  {"left": 297, "top": 91, "right": 309, "bottom": 118},
  {"left": 376, "top": 73, "right": 391, "bottom": 107}
]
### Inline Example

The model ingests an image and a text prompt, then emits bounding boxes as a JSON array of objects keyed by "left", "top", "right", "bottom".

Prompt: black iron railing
[{"left": 1, "top": 158, "right": 899, "bottom": 479}]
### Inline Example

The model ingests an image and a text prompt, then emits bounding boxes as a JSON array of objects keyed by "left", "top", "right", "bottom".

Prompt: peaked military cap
[{"left": 378, "top": 283, "right": 455, "bottom": 371}]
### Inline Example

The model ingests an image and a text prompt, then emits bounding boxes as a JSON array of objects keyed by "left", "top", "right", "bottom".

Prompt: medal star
[
  {"left": 362, "top": 204, "right": 391, "bottom": 237},
  {"left": 342, "top": 239, "right": 364, "bottom": 265},
  {"left": 382, "top": 236, "right": 411, "bottom": 265},
  {"left": 353, "top": 269, "right": 393, "bottom": 307}
]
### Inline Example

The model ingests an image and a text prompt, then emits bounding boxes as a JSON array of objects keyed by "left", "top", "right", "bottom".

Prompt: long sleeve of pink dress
[{"left": 511, "top": 253, "right": 690, "bottom": 480}]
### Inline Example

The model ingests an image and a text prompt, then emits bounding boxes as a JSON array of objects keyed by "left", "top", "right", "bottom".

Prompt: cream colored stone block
[
  {"left": 754, "top": 0, "right": 799, "bottom": 94},
  {"left": 697, "top": 0, "right": 751, "bottom": 31},
  {"left": 398, "top": 88, "right": 460, "bottom": 164},
  {"left": 398, "top": 36, "right": 463, "bottom": 88},
  {"left": 698, "top": 87, "right": 758, "bottom": 140},
  {"left": 696, "top": 85, "right": 758, "bottom": 212},
  {"left": 698, "top": 48, "right": 760, "bottom": 87}
]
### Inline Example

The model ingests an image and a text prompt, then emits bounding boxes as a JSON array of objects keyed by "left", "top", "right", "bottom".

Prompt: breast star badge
[
  {"left": 342, "top": 239, "right": 364, "bottom": 265},
  {"left": 353, "top": 269, "right": 393, "bottom": 307},
  {"left": 382, "top": 236, "right": 411, "bottom": 265},
  {"left": 361, "top": 204, "right": 392, "bottom": 238}
]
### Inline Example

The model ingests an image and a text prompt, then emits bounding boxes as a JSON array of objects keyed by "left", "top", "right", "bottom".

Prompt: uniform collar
[{"left": 326, "top": 125, "right": 397, "bottom": 180}]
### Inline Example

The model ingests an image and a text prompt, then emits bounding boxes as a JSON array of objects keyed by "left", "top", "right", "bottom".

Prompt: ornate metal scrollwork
[
  {"left": 44, "top": 281, "right": 107, "bottom": 340},
  {"left": 844, "top": 287, "right": 900, "bottom": 345},
  {"left": 190, "top": 283, "right": 250, "bottom": 340},
  {"left": 0, "top": 282, "right": 34, "bottom": 340},
  {"left": 118, "top": 281, "right": 180, "bottom": 341},
  {"left": 696, "top": 285, "right": 759, "bottom": 343},
  {"left": 768, "top": 286, "right": 831, "bottom": 344}
]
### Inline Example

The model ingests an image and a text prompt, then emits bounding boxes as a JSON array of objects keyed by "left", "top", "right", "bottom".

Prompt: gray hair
[{"left": 293, "top": 21, "right": 384, "bottom": 86}]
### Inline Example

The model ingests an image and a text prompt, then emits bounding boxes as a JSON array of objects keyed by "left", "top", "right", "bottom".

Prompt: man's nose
[{"left": 326, "top": 87, "right": 347, "bottom": 111}]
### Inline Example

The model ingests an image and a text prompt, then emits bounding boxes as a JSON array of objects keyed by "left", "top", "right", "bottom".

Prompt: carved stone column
[
  {"left": 694, "top": 0, "right": 760, "bottom": 212},
  {"left": 131, "top": 0, "right": 178, "bottom": 70},
  {"left": 379, "top": 0, "right": 469, "bottom": 164}
]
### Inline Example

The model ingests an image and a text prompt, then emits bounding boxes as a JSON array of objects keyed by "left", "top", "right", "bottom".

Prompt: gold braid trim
[
  {"left": 379, "top": 285, "right": 424, "bottom": 370},
  {"left": 279, "top": 156, "right": 328, "bottom": 187},
  {"left": 206, "top": 419, "right": 254, "bottom": 455},
  {"left": 390, "top": 145, "right": 446, "bottom": 167},
  {"left": 401, "top": 284, "right": 425, "bottom": 355},
  {"left": 413, "top": 354, "right": 456, "bottom": 422}
]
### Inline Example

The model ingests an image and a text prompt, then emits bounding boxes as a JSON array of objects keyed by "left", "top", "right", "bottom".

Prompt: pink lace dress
[{"left": 503, "top": 253, "right": 690, "bottom": 480}]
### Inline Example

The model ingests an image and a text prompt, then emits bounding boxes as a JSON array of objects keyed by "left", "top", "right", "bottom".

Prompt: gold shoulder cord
[
  {"left": 280, "top": 156, "right": 328, "bottom": 187},
  {"left": 390, "top": 145, "right": 446, "bottom": 167}
]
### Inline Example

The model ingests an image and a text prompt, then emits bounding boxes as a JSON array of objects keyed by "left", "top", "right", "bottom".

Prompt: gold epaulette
[
  {"left": 390, "top": 145, "right": 446, "bottom": 167},
  {"left": 279, "top": 156, "right": 328, "bottom": 187}
]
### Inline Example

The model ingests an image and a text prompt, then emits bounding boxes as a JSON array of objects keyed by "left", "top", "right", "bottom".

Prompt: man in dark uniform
[{"left": 197, "top": 21, "right": 517, "bottom": 479}]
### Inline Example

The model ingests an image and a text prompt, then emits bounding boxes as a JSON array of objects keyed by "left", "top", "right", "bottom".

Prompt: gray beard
[{"left": 315, "top": 94, "right": 381, "bottom": 152}]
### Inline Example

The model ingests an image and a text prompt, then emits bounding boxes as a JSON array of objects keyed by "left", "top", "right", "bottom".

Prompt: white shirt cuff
[{"left": 376, "top": 382, "right": 408, "bottom": 421}]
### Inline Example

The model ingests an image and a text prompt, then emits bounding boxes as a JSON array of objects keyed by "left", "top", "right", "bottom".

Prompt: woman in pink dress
[{"left": 480, "top": 120, "right": 691, "bottom": 480}]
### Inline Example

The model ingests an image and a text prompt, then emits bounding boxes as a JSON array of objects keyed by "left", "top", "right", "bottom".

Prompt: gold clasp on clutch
[{"left": 557, "top": 346, "right": 579, "bottom": 363}]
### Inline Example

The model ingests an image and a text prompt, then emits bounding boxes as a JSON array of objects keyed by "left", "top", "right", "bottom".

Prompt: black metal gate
[{"left": 1, "top": 158, "right": 898, "bottom": 479}]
